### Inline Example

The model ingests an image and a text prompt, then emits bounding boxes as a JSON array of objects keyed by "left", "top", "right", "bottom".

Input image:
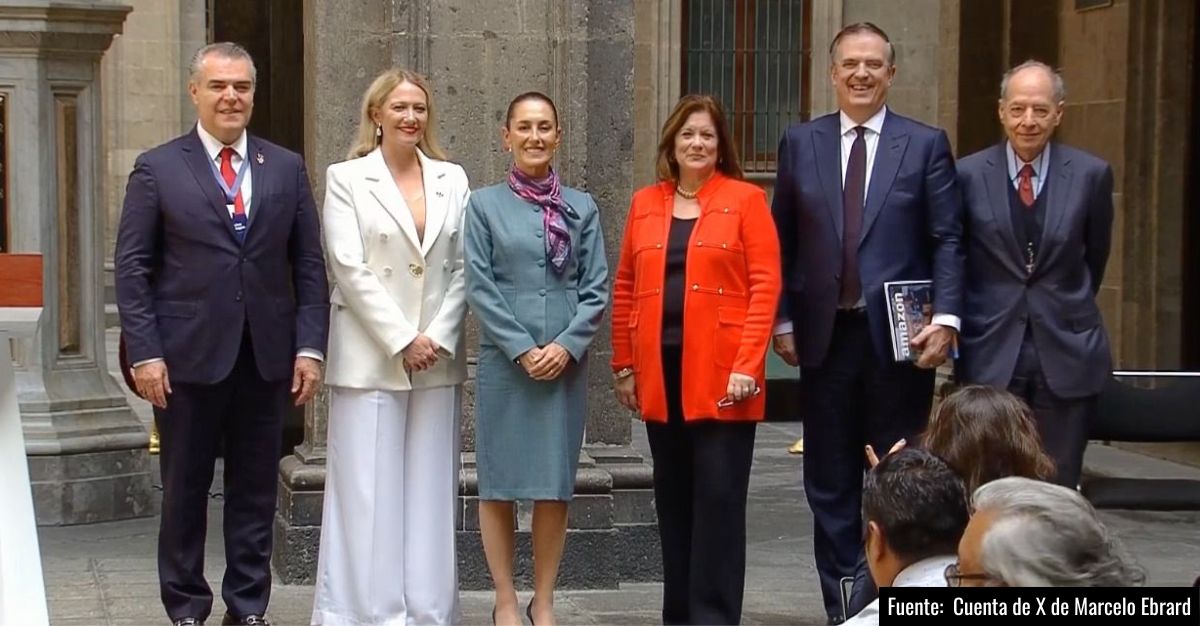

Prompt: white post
[{"left": 0, "top": 307, "right": 48, "bottom": 626}]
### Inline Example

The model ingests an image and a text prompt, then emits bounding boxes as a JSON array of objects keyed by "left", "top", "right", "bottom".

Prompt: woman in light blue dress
[{"left": 464, "top": 91, "right": 609, "bottom": 626}]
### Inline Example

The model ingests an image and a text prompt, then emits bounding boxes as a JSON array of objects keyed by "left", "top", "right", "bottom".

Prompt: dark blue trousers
[
  {"left": 1008, "top": 332, "right": 1095, "bottom": 488},
  {"left": 799, "top": 311, "right": 934, "bottom": 622},
  {"left": 156, "top": 330, "right": 290, "bottom": 622}
]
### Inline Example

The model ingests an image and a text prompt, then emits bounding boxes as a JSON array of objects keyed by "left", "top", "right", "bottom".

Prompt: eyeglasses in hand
[{"left": 717, "top": 386, "right": 762, "bottom": 408}]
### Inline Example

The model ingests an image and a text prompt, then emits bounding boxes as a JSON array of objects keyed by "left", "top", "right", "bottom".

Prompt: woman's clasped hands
[
  {"left": 519, "top": 343, "right": 571, "bottom": 381},
  {"left": 401, "top": 334, "right": 442, "bottom": 373}
]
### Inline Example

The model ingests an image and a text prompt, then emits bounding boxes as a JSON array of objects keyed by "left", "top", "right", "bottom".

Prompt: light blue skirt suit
[{"left": 464, "top": 182, "right": 609, "bottom": 501}]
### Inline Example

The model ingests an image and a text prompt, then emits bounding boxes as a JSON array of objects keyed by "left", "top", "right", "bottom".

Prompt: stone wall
[
  {"left": 842, "top": 0, "right": 955, "bottom": 127},
  {"left": 1048, "top": 0, "right": 1193, "bottom": 371},
  {"left": 101, "top": 0, "right": 205, "bottom": 297}
]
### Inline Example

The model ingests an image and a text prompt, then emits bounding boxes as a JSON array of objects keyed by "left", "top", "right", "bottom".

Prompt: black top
[
  {"left": 1006, "top": 175, "right": 1050, "bottom": 272},
  {"left": 661, "top": 216, "right": 697, "bottom": 346}
]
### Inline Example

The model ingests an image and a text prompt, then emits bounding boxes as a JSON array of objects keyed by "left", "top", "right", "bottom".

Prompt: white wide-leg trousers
[{"left": 311, "top": 386, "right": 461, "bottom": 626}]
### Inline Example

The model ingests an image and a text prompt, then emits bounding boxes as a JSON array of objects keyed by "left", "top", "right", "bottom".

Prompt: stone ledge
[
  {"left": 30, "top": 449, "right": 154, "bottom": 526},
  {"left": 457, "top": 528, "right": 621, "bottom": 590},
  {"left": 274, "top": 449, "right": 661, "bottom": 586}
]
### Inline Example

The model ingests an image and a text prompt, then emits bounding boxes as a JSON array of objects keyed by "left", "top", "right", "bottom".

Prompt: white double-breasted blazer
[{"left": 323, "top": 148, "right": 470, "bottom": 391}]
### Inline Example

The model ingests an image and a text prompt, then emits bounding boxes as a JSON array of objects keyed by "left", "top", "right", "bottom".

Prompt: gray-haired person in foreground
[{"left": 951, "top": 477, "right": 1145, "bottom": 587}]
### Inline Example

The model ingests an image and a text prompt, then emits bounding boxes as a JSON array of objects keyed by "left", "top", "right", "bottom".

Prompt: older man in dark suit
[
  {"left": 115, "top": 42, "right": 329, "bottom": 626},
  {"left": 955, "top": 60, "right": 1114, "bottom": 489},
  {"left": 771, "top": 22, "right": 964, "bottom": 624}
]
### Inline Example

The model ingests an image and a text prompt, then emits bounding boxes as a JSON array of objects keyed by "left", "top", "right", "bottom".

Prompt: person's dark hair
[
  {"left": 921, "top": 385, "right": 1056, "bottom": 495},
  {"left": 655, "top": 94, "right": 743, "bottom": 182},
  {"left": 862, "top": 448, "right": 969, "bottom": 562},
  {"left": 505, "top": 91, "right": 559, "bottom": 128},
  {"left": 829, "top": 22, "right": 895, "bottom": 66}
]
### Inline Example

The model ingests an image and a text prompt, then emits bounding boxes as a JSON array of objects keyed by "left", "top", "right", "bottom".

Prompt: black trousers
[
  {"left": 799, "top": 311, "right": 934, "bottom": 622},
  {"left": 645, "top": 345, "right": 758, "bottom": 625},
  {"left": 1008, "top": 332, "right": 1095, "bottom": 488},
  {"left": 156, "top": 330, "right": 289, "bottom": 622}
]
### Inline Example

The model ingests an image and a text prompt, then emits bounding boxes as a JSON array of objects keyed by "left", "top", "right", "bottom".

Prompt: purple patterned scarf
[{"left": 508, "top": 166, "right": 572, "bottom": 273}]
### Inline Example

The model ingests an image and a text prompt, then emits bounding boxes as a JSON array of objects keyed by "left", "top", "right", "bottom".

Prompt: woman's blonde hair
[{"left": 347, "top": 68, "right": 447, "bottom": 161}]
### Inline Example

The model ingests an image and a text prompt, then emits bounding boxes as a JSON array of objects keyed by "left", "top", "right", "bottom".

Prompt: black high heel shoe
[{"left": 526, "top": 600, "right": 536, "bottom": 626}]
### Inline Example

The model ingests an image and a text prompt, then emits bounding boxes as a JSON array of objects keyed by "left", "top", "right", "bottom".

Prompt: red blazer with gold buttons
[{"left": 611, "top": 174, "right": 781, "bottom": 423}]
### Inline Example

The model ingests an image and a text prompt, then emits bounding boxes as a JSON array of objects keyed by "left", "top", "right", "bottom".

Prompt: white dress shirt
[
  {"left": 774, "top": 106, "right": 960, "bottom": 336},
  {"left": 843, "top": 554, "right": 956, "bottom": 625},
  {"left": 1006, "top": 140, "right": 1050, "bottom": 200},
  {"left": 839, "top": 106, "right": 888, "bottom": 202},
  {"left": 196, "top": 123, "right": 254, "bottom": 217}
]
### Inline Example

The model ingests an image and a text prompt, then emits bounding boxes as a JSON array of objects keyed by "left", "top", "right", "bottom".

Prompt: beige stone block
[
  {"left": 1097, "top": 285, "right": 1121, "bottom": 362},
  {"left": 430, "top": 0, "right": 541, "bottom": 36},
  {"left": 1057, "top": 102, "right": 1086, "bottom": 143},
  {"left": 1106, "top": 192, "right": 1124, "bottom": 285},
  {"left": 845, "top": 0, "right": 940, "bottom": 35},
  {"left": 1058, "top": 0, "right": 1128, "bottom": 103},
  {"left": 1080, "top": 101, "right": 1125, "bottom": 181}
]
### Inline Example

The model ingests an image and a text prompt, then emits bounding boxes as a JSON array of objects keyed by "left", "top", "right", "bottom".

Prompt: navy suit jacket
[
  {"left": 772, "top": 110, "right": 964, "bottom": 367},
  {"left": 115, "top": 129, "right": 330, "bottom": 384},
  {"left": 955, "top": 142, "right": 1113, "bottom": 398}
]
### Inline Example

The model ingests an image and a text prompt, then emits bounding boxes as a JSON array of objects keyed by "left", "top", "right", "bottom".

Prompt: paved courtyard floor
[
  {"left": 32, "top": 331, "right": 1200, "bottom": 624},
  {"left": 38, "top": 420, "right": 1200, "bottom": 626}
]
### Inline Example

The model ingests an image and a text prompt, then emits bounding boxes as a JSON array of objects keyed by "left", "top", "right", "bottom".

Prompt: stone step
[{"left": 105, "top": 303, "right": 120, "bottom": 329}]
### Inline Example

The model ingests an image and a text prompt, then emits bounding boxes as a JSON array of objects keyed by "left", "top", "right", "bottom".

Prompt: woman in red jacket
[{"left": 610, "top": 95, "right": 781, "bottom": 625}]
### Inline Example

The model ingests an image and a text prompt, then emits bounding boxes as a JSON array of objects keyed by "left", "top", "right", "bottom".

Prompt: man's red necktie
[
  {"left": 219, "top": 147, "right": 247, "bottom": 241},
  {"left": 1018, "top": 163, "right": 1035, "bottom": 207}
]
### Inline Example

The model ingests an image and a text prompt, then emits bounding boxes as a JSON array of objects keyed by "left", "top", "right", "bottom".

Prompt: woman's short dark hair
[
  {"left": 655, "top": 95, "right": 743, "bottom": 182},
  {"left": 505, "top": 91, "right": 559, "bottom": 128},
  {"left": 921, "top": 385, "right": 1056, "bottom": 496}
]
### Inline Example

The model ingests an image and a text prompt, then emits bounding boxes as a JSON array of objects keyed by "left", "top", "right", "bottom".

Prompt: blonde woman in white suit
[{"left": 312, "top": 69, "right": 469, "bottom": 626}]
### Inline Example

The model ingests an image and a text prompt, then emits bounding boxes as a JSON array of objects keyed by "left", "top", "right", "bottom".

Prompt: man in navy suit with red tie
[
  {"left": 770, "top": 23, "right": 964, "bottom": 624},
  {"left": 115, "top": 42, "right": 329, "bottom": 626},
  {"left": 955, "top": 61, "right": 1113, "bottom": 489}
]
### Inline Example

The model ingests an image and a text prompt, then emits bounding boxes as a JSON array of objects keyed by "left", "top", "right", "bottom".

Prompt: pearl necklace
[{"left": 675, "top": 173, "right": 712, "bottom": 200}]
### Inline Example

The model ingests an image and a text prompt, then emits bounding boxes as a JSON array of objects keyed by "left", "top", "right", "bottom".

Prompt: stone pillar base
[
  {"left": 456, "top": 445, "right": 660, "bottom": 589},
  {"left": 273, "top": 445, "right": 661, "bottom": 587},
  {"left": 272, "top": 453, "right": 325, "bottom": 584},
  {"left": 22, "top": 395, "right": 154, "bottom": 526},
  {"left": 28, "top": 447, "right": 154, "bottom": 525}
]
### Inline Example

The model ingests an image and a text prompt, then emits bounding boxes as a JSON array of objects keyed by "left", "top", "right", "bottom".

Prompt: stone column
[
  {"left": 0, "top": 1, "right": 152, "bottom": 525},
  {"left": 276, "top": 0, "right": 658, "bottom": 587}
]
